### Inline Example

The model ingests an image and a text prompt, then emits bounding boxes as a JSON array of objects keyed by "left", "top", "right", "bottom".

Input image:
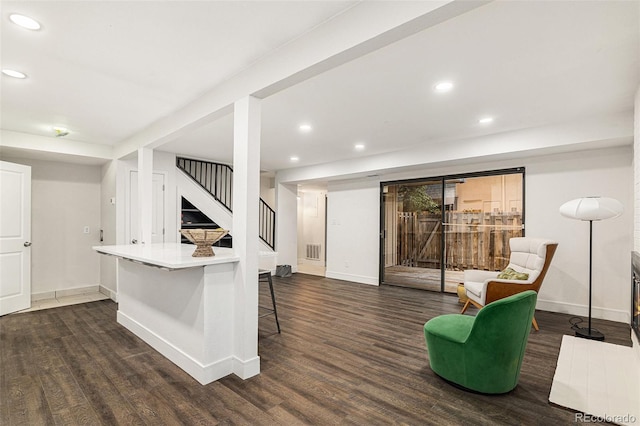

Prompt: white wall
[
  {"left": 260, "top": 175, "right": 275, "bottom": 208},
  {"left": 3, "top": 157, "right": 102, "bottom": 296},
  {"left": 526, "top": 148, "right": 632, "bottom": 323},
  {"left": 100, "top": 160, "right": 117, "bottom": 298},
  {"left": 323, "top": 146, "right": 633, "bottom": 322},
  {"left": 326, "top": 180, "right": 380, "bottom": 285}
]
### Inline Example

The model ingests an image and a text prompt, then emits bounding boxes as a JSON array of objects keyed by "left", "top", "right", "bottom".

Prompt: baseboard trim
[
  {"left": 56, "top": 285, "right": 100, "bottom": 298},
  {"left": 537, "top": 299, "right": 629, "bottom": 324},
  {"left": 232, "top": 356, "right": 260, "bottom": 380},
  {"left": 117, "top": 311, "right": 247, "bottom": 385},
  {"left": 32, "top": 285, "right": 102, "bottom": 302},
  {"left": 99, "top": 285, "right": 117, "bottom": 302},
  {"left": 325, "top": 271, "right": 378, "bottom": 286},
  {"left": 31, "top": 291, "right": 55, "bottom": 302}
]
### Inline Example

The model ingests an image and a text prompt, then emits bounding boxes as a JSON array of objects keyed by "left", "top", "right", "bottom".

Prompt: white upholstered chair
[{"left": 461, "top": 237, "right": 558, "bottom": 331}]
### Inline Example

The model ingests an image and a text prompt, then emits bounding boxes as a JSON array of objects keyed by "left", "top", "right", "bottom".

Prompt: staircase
[
  {"left": 180, "top": 197, "right": 232, "bottom": 247},
  {"left": 177, "top": 157, "right": 275, "bottom": 250}
]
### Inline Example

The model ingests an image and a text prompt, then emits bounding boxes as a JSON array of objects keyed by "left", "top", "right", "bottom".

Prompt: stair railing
[
  {"left": 177, "top": 157, "right": 233, "bottom": 212},
  {"left": 177, "top": 157, "right": 276, "bottom": 250},
  {"left": 259, "top": 199, "right": 276, "bottom": 250}
]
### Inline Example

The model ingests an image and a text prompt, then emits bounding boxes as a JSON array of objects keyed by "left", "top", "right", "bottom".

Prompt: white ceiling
[
  {"left": 1, "top": 1, "right": 356, "bottom": 143},
  {"left": 2, "top": 1, "right": 639, "bottom": 175}
]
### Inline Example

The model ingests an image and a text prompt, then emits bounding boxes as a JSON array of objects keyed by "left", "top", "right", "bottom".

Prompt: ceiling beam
[
  {"left": 275, "top": 111, "right": 634, "bottom": 184},
  {"left": 0, "top": 129, "right": 113, "bottom": 161},
  {"left": 113, "top": 0, "right": 490, "bottom": 159}
]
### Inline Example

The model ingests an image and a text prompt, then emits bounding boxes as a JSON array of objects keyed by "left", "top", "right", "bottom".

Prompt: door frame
[{"left": 379, "top": 167, "right": 526, "bottom": 290}]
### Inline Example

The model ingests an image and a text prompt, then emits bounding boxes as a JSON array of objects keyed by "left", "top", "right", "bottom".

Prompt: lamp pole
[
  {"left": 575, "top": 219, "right": 604, "bottom": 340},
  {"left": 559, "top": 196, "right": 623, "bottom": 342},
  {"left": 589, "top": 220, "right": 604, "bottom": 334}
]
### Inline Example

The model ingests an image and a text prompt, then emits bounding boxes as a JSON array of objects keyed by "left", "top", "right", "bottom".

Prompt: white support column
[
  {"left": 231, "top": 95, "right": 261, "bottom": 379},
  {"left": 137, "top": 147, "right": 153, "bottom": 245},
  {"left": 275, "top": 182, "right": 298, "bottom": 273}
]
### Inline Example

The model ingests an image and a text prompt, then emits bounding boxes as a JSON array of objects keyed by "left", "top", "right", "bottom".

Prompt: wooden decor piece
[{"left": 180, "top": 228, "right": 229, "bottom": 257}]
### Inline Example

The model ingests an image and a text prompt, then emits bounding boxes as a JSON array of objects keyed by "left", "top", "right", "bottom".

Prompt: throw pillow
[{"left": 497, "top": 267, "right": 529, "bottom": 280}]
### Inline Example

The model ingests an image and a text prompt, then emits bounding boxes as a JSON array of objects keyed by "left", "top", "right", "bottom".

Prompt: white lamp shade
[{"left": 559, "top": 197, "right": 623, "bottom": 221}]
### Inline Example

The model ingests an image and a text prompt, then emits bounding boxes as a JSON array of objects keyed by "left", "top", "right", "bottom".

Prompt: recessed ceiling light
[
  {"left": 9, "top": 14, "right": 41, "bottom": 30},
  {"left": 478, "top": 117, "right": 494, "bottom": 124},
  {"left": 434, "top": 81, "right": 454, "bottom": 93},
  {"left": 354, "top": 143, "right": 365, "bottom": 151},
  {"left": 290, "top": 156, "right": 299, "bottom": 162},
  {"left": 298, "top": 124, "right": 312, "bottom": 133},
  {"left": 2, "top": 69, "right": 27, "bottom": 79}
]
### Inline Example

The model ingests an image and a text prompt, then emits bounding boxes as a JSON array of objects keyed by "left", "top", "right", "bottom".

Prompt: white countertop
[{"left": 93, "top": 243, "right": 239, "bottom": 270}]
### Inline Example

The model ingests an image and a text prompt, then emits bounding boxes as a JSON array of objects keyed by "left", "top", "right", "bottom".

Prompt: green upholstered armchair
[{"left": 424, "top": 290, "right": 537, "bottom": 394}]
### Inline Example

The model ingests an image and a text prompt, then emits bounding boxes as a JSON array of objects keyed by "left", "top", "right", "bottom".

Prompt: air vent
[{"left": 306, "top": 244, "right": 321, "bottom": 260}]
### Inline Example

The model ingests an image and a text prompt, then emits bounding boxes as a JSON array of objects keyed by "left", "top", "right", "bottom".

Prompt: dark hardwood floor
[{"left": 1, "top": 273, "right": 631, "bottom": 425}]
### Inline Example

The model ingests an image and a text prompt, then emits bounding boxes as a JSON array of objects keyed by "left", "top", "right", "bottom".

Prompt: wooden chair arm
[{"left": 485, "top": 281, "right": 539, "bottom": 305}]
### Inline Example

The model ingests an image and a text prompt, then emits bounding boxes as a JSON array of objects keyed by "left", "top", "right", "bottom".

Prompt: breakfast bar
[{"left": 93, "top": 243, "right": 258, "bottom": 385}]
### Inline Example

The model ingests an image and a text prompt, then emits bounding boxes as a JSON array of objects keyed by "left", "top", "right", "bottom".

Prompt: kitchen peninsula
[{"left": 94, "top": 243, "right": 260, "bottom": 385}]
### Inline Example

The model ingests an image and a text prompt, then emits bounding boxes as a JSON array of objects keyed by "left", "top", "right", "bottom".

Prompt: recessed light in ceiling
[
  {"left": 434, "top": 81, "right": 454, "bottom": 93},
  {"left": 290, "top": 156, "right": 300, "bottom": 162},
  {"left": 2, "top": 69, "right": 27, "bottom": 79},
  {"left": 298, "top": 124, "right": 312, "bottom": 133},
  {"left": 478, "top": 117, "right": 494, "bottom": 124},
  {"left": 354, "top": 143, "right": 365, "bottom": 151},
  {"left": 9, "top": 13, "right": 41, "bottom": 30}
]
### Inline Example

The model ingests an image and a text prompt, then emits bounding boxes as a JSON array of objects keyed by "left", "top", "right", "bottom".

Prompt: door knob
[
  {"left": 24, "top": 241, "right": 32, "bottom": 247},
  {"left": 131, "top": 239, "right": 138, "bottom": 244}
]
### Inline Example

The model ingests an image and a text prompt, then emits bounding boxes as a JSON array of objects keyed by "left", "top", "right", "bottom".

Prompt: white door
[
  {"left": 128, "top": 171, "right": 165, "bottom": 244},
  {"left": 0, "top": 161, "right": 31, "bottom": 315}
]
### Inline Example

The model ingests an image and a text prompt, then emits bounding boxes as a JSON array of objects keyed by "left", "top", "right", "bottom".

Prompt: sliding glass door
[
  {"left": 382, "top": 180, "right": 443, "bottom": 291},
  {"left": 381, "top": 168, "right": 524, "bottom": 293}
]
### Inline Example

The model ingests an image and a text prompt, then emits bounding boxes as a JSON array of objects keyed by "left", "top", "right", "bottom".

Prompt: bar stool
[{"left": 258, "top": 269, "right": 281, "bottom": 333}]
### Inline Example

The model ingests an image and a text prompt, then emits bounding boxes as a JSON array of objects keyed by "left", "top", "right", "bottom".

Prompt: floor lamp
[{"left": 559, "top": 196, "right": 623, "bottom": 341}]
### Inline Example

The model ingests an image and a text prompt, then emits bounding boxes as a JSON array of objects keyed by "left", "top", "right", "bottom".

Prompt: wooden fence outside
[{"left": 397, "top": 211, "right": 523, "bottom": 271}]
